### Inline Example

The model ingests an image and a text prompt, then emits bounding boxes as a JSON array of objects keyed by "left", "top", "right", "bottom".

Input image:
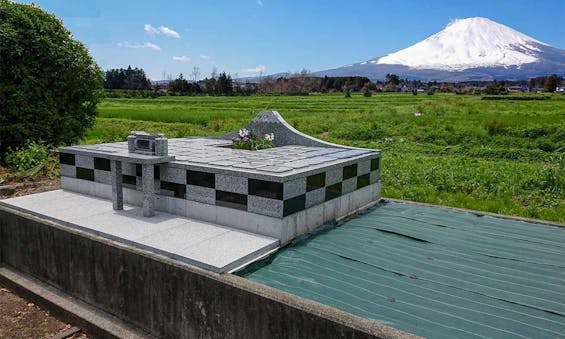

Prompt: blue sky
[{"left": 21, "top": 0, "right": 565, "bottom": 80}]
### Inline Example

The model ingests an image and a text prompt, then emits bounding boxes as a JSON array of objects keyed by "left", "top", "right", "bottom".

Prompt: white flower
[
  {"left": 239, "top": 128, "right": 250, "bottom": 138},
  {"left": 264, "top": 133, "right": 274, "bottom": 141}
]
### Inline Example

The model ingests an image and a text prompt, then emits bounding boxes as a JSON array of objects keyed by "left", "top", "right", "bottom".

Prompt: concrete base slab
[{"left": 2, "top": 190, "right": 279, "bottom": 273}]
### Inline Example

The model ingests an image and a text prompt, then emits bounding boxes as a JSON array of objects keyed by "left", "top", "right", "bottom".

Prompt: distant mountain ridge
[{"left": 313, "top": 17, "right": 565, "bottom": 81}]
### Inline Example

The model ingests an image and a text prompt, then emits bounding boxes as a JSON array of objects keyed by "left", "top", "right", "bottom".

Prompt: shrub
[
  {"left": 537, "top": 138, "right": 557, "bottom": 152},
  {"left": 4, "top": 141, "right": 48, "bottom": 172},
  {"left": 522, "top": 126, "right": 548, "bottom": 139},
  {"left": 0, "top": 1, "right": 103, "bottom": 156},
  {"left": 484, "top": 120, "right": 509, "bottom": 136}
]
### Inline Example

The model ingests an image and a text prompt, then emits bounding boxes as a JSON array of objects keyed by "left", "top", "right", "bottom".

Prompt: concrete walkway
[{"left": 2, "top": 190, "right": 279, "bottom": 273}]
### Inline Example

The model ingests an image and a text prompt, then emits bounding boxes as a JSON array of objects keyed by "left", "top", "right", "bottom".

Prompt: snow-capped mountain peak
[{"left": 374, "top": 17, "right": 548, "bottom": 70}]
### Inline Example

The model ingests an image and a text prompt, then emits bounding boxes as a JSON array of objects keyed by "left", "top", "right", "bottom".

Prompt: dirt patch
[
  {"left": 0, "top": 165, "right": 60, "bottom": 199},
  {"left": 0, "top": 285, "right": 87, "bottom": 338}
]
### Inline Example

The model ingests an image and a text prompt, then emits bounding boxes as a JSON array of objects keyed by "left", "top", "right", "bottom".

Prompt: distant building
[{"left": 507, "top": 85, "right": 526, "bottom": 93}]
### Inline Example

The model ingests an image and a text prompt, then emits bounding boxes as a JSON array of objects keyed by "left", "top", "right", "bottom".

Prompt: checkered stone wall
[
  {"left": 59, "top": 152, "right": 381, "bottom": 220},
  {"left": 60, "top": 152, "right": 115, "bottom": 185}
]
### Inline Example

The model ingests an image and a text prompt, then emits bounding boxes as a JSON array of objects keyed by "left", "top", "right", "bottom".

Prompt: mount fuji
[{"left": 314, "top": 17, "right": 565, "bottom": 81}]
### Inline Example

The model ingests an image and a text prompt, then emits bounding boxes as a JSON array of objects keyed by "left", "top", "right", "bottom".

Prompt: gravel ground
[{"left": 0, "top": 285, "right": 87, "bottom": 338}]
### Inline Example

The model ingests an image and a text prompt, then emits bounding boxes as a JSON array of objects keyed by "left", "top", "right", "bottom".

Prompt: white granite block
[
  {"left": 351, "top": 184, "right": 372, "bottom": 211},
  {"left": 158, "top": 195, "right": 188, "bottom": 216},
  {"left": 342, "top": 177, "right": 357, "bottom": 195},
  {"left": 185, "top": 199, "right": 218, "bottom": 223},
  {"left": 283, "top": 177, "right": 306, "bottom": 200},
  {"left": 358, "top": 160, "right": 371, "bottom": 175},
  {"left": 94, "top": 169, "right": 112, "bottom": 184},
  {"left": 370, "top": 170, "right": 381, "bottom": 184},
  {"left": 372, "top": 181, "right": 382, "bottom": 200},
  {"left": 186, "top": 185, "right": 215, "bottom": 205},
  {"left": 122, "top": 162, "right": 137, "bottom": 176},
  {"left": 323, "top": 198, "right": 339, "bottom": 222},
  {"left": 254, "top": 215, "right": 283, "bottom": 240},
  {"left": 280, "top": 215, "right": 298, "bottom": 244},
  {"left": 248, "top": 195, "right": 284, "bottom": 218},
  {"left": 160, "top": 166, "right": 186, "bottom": 184},
  {"left": 60, "top": 164, "right": 75, "bottom": 178},
  {"left": 326, "top": 167, "right": 343, "bottom": 186},
  {"left": 295, "top": 210, "right": 308, "bottom": 238},
  {"left": 215, "top": 174, "right": 247, "bottom": 194},
  {"left": 75, "top": 155, "right": 94, "bottom": 169},
  {"left": 305, "top": 188, "right": 325, "bottom": 208},
  {"left": 305, "top": 204, "right": 324, "bottom": 232},
  {"left": 337, "top": 193, "right": 351, "bottom": 219},
  {"left": 123, "top": 187, "right": 143, "bottom": 206}
]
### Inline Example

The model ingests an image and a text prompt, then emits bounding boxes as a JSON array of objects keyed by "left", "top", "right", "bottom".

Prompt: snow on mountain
[
  {"left": 374, "top": 17, "right": 547, "bottom": 70},
  {"left": 313, "top": 17, "right": 565, "bottom": 81}
]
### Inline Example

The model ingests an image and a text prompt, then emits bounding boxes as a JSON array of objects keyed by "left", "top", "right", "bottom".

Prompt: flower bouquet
[{"left": 232, "top": 128, "right": 275, "bottom": 150}]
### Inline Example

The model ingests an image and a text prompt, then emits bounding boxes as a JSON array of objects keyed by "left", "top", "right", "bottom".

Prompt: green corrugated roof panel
[{"left": 243, "top": 202, "right": 565, "bottom": 339}]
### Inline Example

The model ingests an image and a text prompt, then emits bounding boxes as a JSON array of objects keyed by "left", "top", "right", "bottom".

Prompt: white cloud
[
  {"left": 241, "top": 65, "right": 266, "bottom": 74},
  {"left": 159, "top": 26, "right": 180, "bottom": 38},
  {"left": 117, "top": 41, "right": 161, "bottom": 51},
  {"left": 144, "top": 24, "right": 159, "bottom": 35},
  {"left": 144, "top": 23, "right": 180, "bottom": 38},
  {"left": 199, "top": 55, "right": 211, "bottom": 60},
  {"left": 144, "top": 42, "right": 161, "bottom": 50},
  {"left": 172, "top": 56, "right": 191, "bottom": 62}
]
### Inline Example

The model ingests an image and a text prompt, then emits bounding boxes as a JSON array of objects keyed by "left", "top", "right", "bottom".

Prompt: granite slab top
[
  {"left": 60, "top": 138, "right": 379, "bottom": 179},
  {"left": 60, "top": 143, "right": 175, "bottom": 164}
]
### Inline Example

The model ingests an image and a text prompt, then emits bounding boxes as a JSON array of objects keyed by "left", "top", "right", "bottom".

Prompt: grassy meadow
[{"left": 88, "top": 93, "right": 565, "bottom": 222}]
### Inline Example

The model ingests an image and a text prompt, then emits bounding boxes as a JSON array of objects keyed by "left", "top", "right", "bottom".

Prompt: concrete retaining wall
[{"left": 0, "top": 204, "right": 409, "bottom": 339}]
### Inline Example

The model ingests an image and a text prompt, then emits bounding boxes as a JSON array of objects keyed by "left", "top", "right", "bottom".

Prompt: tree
[
  {"left": 543, "top": 74, "right": 558, "bottom": 93},
  {"left": 483, "top": 80, "right": 508, "bottom": 95},
  {"left": 384, "top": 73, "right": 400, "bottom": 92},
  {"left": 168, "top": 73, "right": 190, "bottom": 94},
  {"left": 385, "top": 73, "right": 400, "bottom": 86},
  {"left": 0, "top": 1, "right": 103, "bottom": 156},
  {"left": 104, "top": 66, "right": 151, "bottom": 90}
]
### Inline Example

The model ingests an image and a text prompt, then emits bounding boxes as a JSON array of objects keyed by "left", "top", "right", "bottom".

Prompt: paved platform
[{"left": 2, "top": 190, "right": 279, "bottom": 273}]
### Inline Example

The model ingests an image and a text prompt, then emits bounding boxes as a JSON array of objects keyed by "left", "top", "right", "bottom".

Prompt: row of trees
[
  {"left": 529, "top": 74, "right": 559, "bottom": 93},
  {"left": 103, "top": 65, "right": 563, "bottom": 97},
  {"left": 168, "top": 72, "right": 257, "bottom": 96},
  {"left": 104, "top": 66, "right": 152, "bottom": 90}
]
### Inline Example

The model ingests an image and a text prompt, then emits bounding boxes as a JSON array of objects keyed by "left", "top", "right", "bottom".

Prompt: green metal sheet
[{"left": 243, "top": 202, "right": 565, "bottom": 339}]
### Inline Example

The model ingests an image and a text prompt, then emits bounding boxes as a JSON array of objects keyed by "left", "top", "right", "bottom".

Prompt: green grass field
[{"left": 89, "top": 93, "right": 565, "bottom": 222}]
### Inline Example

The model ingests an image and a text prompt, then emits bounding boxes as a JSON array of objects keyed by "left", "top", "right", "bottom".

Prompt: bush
[
  {"left": 484, "top": 120, "right": 509, "bottom": 136},
  {"left": 537, "top": 138, "right": 557, "bottom": 152},
  {"left": 0, "top": 1, "right": 103, "bottom": 156},
  {"left": 4, "top": 141, "right": 48, "bottom": 172}
]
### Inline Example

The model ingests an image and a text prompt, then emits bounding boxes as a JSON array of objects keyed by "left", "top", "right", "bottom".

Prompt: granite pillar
[{"left": 110, "top": 160, "right": 123, "bottom": 210}]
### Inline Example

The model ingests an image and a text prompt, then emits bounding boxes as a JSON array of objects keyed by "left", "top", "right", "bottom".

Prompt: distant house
[
  {"left": 557, "top": 86, "right": 565, "bottom": 93},
  {"left": 507, "top": 85, "right": 525, "bottom": 93}
]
